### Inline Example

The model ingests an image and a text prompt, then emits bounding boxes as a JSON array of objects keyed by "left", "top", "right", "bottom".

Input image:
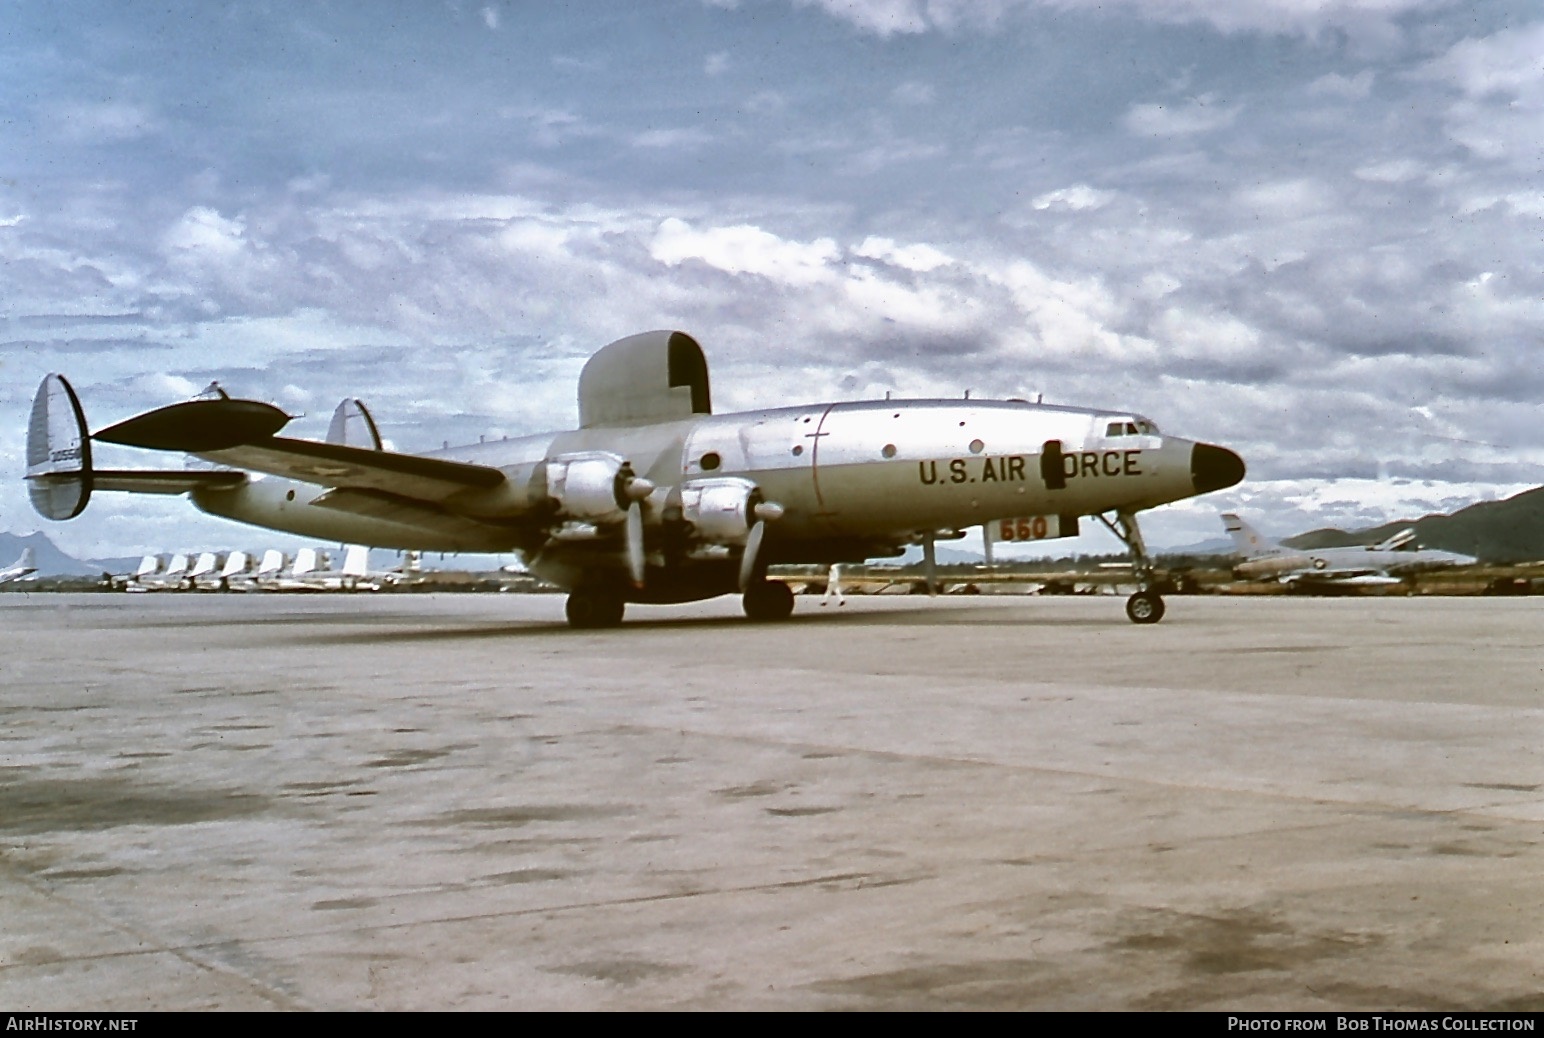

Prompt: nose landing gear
[{"left": 1097, "top": 510, "right": 1167, "bottom": 625}]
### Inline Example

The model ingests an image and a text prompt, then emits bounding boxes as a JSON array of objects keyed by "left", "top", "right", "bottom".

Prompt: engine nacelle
[
  {"left": 679, "top": 476, "right": 761, "bottom": 546},
  {"left": 544, "top": 451, "right": 632, "bottom": 524}
]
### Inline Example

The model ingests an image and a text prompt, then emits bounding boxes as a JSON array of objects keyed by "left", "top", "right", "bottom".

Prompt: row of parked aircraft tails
[{"left": 123, "top": 547, "right": 420, "bottom": 593}]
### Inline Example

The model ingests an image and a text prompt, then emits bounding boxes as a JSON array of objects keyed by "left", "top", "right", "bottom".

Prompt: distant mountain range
[
  {"left": 0, "top": 531, "right": 136, "bottom": 577},
  {"left": 1284, "top": 485, "right": 1544, "bottom": 563}
]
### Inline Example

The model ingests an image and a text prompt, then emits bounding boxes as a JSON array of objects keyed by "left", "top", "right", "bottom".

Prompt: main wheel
[
  {"left": 1125, "top": 590, "right": 1165, "bottom": 624},
  {"left": 565, "top": 591, "right": 625, "bottom": 629},
  {"left": 742, "top": 579, "right": 795, "bottom": 622}
]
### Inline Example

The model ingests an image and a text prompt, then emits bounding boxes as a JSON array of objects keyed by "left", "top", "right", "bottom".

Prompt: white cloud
[
  {"left": 705, "top": 51, "right": 731, "bottom": 76},
  {"left": 853, "top": 236, "right": 953, "bottom": 271},
  {"left": 46, "top": 100, "right": 161, "bottom": 143},
  {"left": 793, "top": 0, "right": 1445, "bottom": 41},
  {"left": 891, "top": 81, "right": 936, "bottom": 105},
  {"left": 1308, "top": 70, "right": 1375, "bottom": 99},
  {"left": 162, "top": 207, "right": 246, "bottom": 259},
  {"left": 1419, "top": 22, "right": 1544, "bottom": 99},
  {"left": 1124, "top": 94, "right": 1241, "bottom": 137},
  {"left": 1031, "top": 184, "right": 1115, "bottom": 211},
  {"left": 1354, "top": 158, "right": 1425, "bottom": 183},
  {"left": 1232, "top": 177, "right": 1336, "bottom": 218},
  {"left": 132, "top": 373, "right": 200, "bottom": 400},
  {"left": 650, "top": 217, "right": 841, "bottom": 286},
  {"left": 631, "top": 127, "right": 717, "bottom": 149}
]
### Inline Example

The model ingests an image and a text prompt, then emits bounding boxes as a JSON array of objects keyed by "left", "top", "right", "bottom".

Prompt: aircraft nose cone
[{"left": 1191, "top": 442, "right": 1246, "bottom": 494}]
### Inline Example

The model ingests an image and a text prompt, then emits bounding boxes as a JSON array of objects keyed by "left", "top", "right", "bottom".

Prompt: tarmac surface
[{"left": 2, "top": 591, "right": 1542, "bottom": 1011}]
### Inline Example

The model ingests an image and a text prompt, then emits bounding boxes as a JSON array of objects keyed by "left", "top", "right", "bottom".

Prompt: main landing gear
[
  {"left": 565, "top": 582, "right": 796, "bottom": 628},
  {"left": 565, "top": 590, "right": 625, "bottom": 629},
  {"left": 742, "top": 579, "right": 795, "bottom": 622},
  {"left": 1096, "top": 510, "right": 1167, "bottom": 625}
]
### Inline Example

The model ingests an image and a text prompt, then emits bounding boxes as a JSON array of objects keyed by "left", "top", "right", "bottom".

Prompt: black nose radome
[{"left": 1191, "top": 443, "right": 1245, "bottom": 494}]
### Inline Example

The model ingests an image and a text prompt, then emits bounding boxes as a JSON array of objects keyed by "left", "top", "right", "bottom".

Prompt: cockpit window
[{"left": 1106, "top": 420, "right": 1152, "bottom": 437}]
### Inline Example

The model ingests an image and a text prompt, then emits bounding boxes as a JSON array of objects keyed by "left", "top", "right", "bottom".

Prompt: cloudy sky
[{"left": 3, "top": 0, "right": 1540, "bottom": 559}]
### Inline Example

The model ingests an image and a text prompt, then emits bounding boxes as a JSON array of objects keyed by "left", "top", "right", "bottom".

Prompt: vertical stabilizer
[
  {"left": 221, "top": 551, "right": 251, "bottom": 578},
  {"left": 27, "top": 374, "right": 94, "bottom": 520},
  {"left": 342, "top": 545, "right": 370, "bottom": 577},
  {"left": 326, "top": 399, "right": 384, "bottom": 450},
  {"left": 189, "top": 552, "right": 219, "bottom": 580},
  {"left": 1220, "top": 513, "right": 1286, "bottom": 559}
]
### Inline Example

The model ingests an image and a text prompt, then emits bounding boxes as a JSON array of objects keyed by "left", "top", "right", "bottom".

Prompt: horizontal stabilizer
[
  {"left": 1373, "top": 528, "right": 1418, "bottom": 552},
  {"left": 90, "top": 470, "right": 247, "bottom": 495}
]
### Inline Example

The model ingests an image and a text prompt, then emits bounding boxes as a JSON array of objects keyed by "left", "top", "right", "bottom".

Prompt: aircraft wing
[{"left": 197, "top": 438, "right": 505, "bottom": 500}]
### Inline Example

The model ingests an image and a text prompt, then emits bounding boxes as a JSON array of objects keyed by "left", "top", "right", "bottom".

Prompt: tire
[
  {"left": 565, "top": 592, "right": 625, "bottom": 629},
  {"left": 743, "top": 580, "right": 795, "bottom": 622},
  {"left": 1125, "top": 590, "right": 1165, "bottom": 624}
]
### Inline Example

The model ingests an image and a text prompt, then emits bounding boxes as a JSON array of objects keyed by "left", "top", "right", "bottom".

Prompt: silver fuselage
[{"left": 189, "top": 398, "right": 1238, "bottom": 599}]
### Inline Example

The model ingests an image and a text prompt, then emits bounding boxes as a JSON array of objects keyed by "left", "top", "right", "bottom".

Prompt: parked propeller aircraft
[
  {"left": 25, "top": 330, "right": 1244, "bottom": 626},
  {"left": 0, "top": 547, "right": 37, "bottom": 584},
  {"left": 1222, "top": 513, "right": 1477, "bottom": 590}
]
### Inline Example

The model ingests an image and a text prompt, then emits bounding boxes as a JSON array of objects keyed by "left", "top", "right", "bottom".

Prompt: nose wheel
[
  {"left": 1125, "top": 589, "right": 1165, "bottom": 624},
  {"left": 1097, "top": 509, "right": 1168, "bottom": 625}
]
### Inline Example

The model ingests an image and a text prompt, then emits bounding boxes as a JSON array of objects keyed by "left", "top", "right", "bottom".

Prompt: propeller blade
[
  {"left": 625, "top": 501, "right": 646, "bottom": 588},
  {"left": 923, "top": 532, "right": 937, "bottom": 596},
  {"left": 739, "top": 519, "right": 767, "bottom": 593}
]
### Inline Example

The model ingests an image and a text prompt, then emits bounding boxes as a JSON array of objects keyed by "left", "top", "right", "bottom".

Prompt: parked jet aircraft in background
[
  {"left": 0, "top": 547, "right": 37, "bottom": 584},
  {"left": 25, "top": 330, "right": 1244, "bottom": 626},
  {"left": 1222, "top": 513, "right": 1476, "bottom": 589},
  {"left": 126, "top": 552, "right": 190, "bottom": 592}
]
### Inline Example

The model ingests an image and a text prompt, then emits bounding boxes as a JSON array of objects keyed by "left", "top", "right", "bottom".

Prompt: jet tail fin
[
  {"left": 15, "top": 547, "right": 36, "bottom": 570},
  {"left": 341, "top": 545, "right": 370, "bottom": 577},
  {"left": 1220, "top": 513, "right": 1286, "bottom": 559}
]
